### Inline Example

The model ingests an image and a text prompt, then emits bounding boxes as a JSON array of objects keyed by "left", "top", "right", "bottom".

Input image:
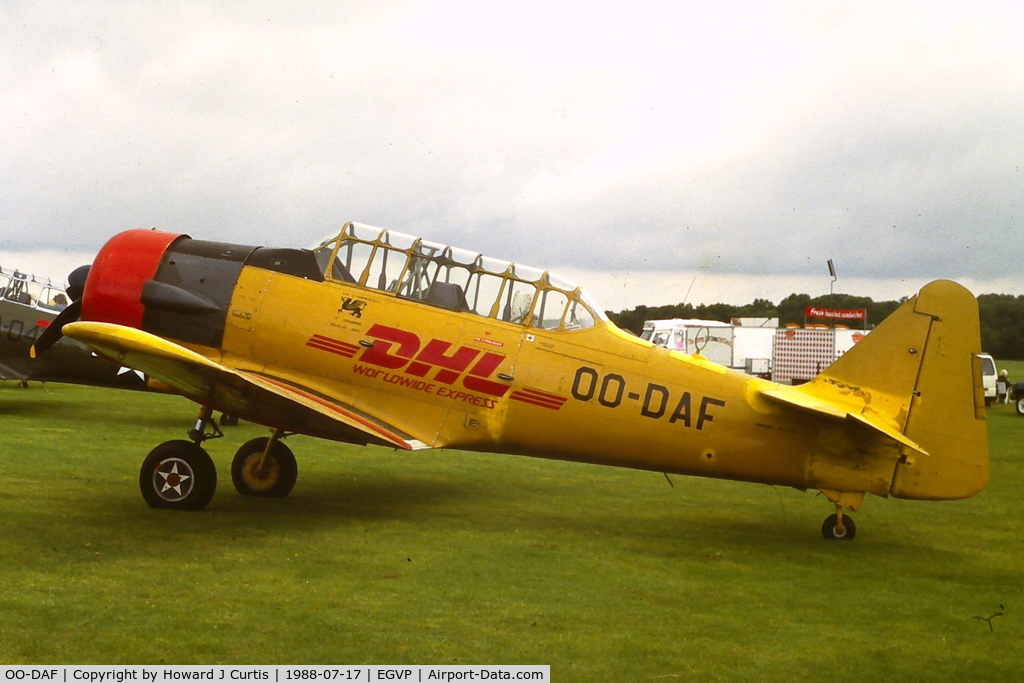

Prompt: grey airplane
[{"left": 0, "top": 265, "right": 150, "bottom": 389}]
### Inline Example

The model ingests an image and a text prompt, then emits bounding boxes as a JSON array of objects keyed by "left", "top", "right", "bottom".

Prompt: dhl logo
[
  {"left": 310, "top": 324, "right": 510, "bottom": 398},
  {"left": 308, "top": 325, "right": 568, "bottom": 410}
]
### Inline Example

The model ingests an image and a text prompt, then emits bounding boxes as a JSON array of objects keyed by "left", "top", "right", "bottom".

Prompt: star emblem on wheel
[{"left": 153, "top": 458, "right": 195, "bottom": 501}]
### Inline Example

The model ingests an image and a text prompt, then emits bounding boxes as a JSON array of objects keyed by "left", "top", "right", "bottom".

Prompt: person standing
[{"left": 997, "top": 369, "right": 1011, "bottom": 404}]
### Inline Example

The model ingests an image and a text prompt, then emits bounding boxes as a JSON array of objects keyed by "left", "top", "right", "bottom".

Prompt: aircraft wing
[
  {"left": 62, "top": 321, "right": 429, "bottom": 451},
  {"left": 757, "top": 383, "right": 927, "bottom": 456}
]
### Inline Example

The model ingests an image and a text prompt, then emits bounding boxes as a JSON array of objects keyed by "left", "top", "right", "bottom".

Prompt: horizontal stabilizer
[{"left": 758, "top": 384, "right": 928, "bottom": 456}]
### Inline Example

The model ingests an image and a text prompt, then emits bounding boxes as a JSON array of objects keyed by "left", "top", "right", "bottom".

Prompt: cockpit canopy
[{"left": 313, "top": 222, "right": 607, "bottom": 331}]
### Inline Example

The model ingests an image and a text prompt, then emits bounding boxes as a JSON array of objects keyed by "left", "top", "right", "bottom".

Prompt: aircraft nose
[{"left": 80, "top": 229, "right": 184, "bottom": 328}]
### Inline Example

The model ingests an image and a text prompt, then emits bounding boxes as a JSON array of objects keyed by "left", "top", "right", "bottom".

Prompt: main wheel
[
  {"left": 140, "top": 440, "right": 217, "bottom": 510},
  {"left": 1016, "top": 397, "right": 1024, "bottom": 415},
  {"left": 231, "top": 437, "right": 297, "bottom": 498},
  {"left": 821, "top": 513, "right": 857, "bottom": 540}
]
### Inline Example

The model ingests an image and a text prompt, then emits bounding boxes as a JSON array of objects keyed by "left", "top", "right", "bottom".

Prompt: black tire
[
  {"left": 231, "top": 437, "right": 297, "bottom": 498},
  {"left": 821, "top": 513, "right": 857, "bottom": 540},
  {"left": 219, "top": 413, "right": 239, "bottom": 427},
  {"left": 139, "top": 440, "right": 217, "bottom": 510},
  {"left": 1016, "top": 398, "right": 1024, "bottom": 416}
]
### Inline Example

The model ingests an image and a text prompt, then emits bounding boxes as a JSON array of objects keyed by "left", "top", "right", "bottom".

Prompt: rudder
[{"left": 891, "top": 280, "right": 989, "bottom": 499}]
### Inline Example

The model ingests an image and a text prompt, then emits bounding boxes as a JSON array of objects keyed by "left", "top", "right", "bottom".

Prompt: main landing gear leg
[
  {"left": 189, "top": 405, "right": 224, "bottom": 444},
  {"left": 139, "top": 405, "right": 222, "bottom": 511}
]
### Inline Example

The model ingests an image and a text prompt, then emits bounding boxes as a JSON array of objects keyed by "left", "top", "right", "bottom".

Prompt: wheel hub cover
[
  {"left": 243, "top": 455, "right": 279, "bottom": 491},
  {"left": 152, "top": 457, "right": 195, "bottom": 502}
]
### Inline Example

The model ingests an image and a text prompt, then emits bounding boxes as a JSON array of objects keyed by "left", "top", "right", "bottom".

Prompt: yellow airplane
[{"left": 32, "top": 223, "right": 989, "bottom": 539}]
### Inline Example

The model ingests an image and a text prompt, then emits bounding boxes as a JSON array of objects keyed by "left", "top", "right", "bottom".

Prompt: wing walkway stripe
[{"left": 254, "top": 374, "right": 412, "bottom": 449}]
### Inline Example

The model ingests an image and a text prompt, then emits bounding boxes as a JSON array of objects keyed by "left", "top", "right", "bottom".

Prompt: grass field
[{"left": 2, "top": 367, "right": 1023, "bottom": 680}]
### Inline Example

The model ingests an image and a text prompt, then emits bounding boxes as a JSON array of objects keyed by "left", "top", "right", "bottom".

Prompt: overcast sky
[{"left": 2, "top": 1, "right": 1022, "bottom": 310}]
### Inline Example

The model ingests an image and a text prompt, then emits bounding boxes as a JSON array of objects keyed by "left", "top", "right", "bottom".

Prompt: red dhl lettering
[{"left": 357, "top": 323, "right": 510, "bottom": 398}]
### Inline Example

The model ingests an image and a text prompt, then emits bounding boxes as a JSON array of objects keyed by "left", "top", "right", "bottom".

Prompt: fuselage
[{"left": 74, "top": 225, "right": 898, "bottom": 500}]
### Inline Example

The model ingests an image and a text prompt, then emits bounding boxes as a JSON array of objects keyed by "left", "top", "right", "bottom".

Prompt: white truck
[
  {"left": 641, "top": 318, "right": 776, "bottom": 375},
  {"left": 641, "top": 319, "right": 735, "bottom": 366}
]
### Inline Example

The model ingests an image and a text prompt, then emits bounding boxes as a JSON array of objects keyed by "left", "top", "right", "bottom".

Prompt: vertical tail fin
[{"left": 811, "top": 280, "right": 988, "bottom": 500}]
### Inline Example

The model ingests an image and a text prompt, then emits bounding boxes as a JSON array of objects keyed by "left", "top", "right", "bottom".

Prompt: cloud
[{"left": 1, "top": 1, "right": 1022, "bottom": 309}]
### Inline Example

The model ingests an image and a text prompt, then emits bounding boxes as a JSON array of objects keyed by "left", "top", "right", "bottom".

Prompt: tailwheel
[
  {"left": 821, "top": 511, "right": 857, "bottom": 540},
  {"left": 140, "top": 440, "right": 217, "bottom": 510},
  {"left": 231, "top": 433, "right": 297, "bottom": 498}
]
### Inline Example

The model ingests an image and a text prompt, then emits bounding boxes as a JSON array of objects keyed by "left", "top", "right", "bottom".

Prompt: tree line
[{"left": 606, "top": 292, "right": 1024, "bottom": 360}]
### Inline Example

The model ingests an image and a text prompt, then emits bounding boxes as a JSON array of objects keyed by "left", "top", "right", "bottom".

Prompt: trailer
[{"left": 772, "top": 326, "right": 870, "bottom": 383}]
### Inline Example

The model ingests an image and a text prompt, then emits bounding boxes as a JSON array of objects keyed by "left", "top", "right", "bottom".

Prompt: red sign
[{"left": 804, "top": 306, "right": 866, "bottom": 321}]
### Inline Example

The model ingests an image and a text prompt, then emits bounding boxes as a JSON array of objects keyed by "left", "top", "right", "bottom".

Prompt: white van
[{"left": 978, "top": 353, "right": 997, "bottom": 406}]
